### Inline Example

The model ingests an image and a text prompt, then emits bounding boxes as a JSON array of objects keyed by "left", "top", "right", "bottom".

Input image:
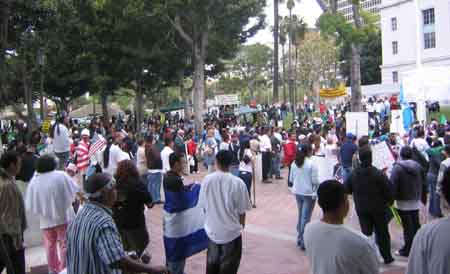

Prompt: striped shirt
[
  {"left": 76, "top": 140, "right": 90, "bottom": 172},
  {"left": 67, "top": 202, "right": 126, "bottom": 274}
]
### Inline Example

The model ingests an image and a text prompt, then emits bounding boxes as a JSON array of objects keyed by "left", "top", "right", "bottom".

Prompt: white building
[
  {"left": 380, "top": 0, "right": 450, "bottom": 85},
  {"left": 337, "top": 0, "right": 382, "bottom": 22}
]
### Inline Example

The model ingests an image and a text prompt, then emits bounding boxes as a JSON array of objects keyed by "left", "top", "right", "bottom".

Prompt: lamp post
[{"left": 37, "top": 48, "right": 46, "bottom": 121}]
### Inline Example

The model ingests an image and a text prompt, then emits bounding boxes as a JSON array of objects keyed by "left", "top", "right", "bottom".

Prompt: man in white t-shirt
[
  {"left": 199, "top": 150, "right": 252, "bottom": 274},
  {"left": 161, "top": 137, "right": 175, "bottom": 173},
  {"left": 304, "top": 180, "right": 379, "bottom": 274},
  {"left": 259, "top": 127, "right": 272, "bottom": 183},
  {"left": 103, "top": 133, "right": 130, "bottom": 176}
]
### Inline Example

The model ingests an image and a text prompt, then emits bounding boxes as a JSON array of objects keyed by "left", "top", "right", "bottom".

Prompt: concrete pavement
[{"left": 22, "top": 168, "right": 409, "bottom": 274}]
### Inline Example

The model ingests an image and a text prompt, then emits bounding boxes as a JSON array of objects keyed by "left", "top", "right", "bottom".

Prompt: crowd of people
[{"left": 0, "top": 96, "right": 449, "bottom": 274}]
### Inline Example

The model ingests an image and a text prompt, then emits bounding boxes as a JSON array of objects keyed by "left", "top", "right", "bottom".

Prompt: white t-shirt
[
  {"left": 407, "top": 218, "right": 450, "bottom": 274},
  {"left": 52, "top": 124, "right": 70, "bottom": 153},
  {"left": 136, "top": 146, "right": 148, "bottom": 175},
  {"left": 161, "top": 146, "right": 174, "bottom": 172},
  {"left": 239, "top": 149, "right": 253, "bottom": 173},
  {"left": 304, "top": 221, "right": 379, "bottom": 274},
  {"left": 199, "top": 171, "right": 252, "bottom": 244},
  {"left": 259, "top": 135, "right": 272, "bottom": 152},
  {"left": 104, "top": 144, "right": 130, "bottom": 176}
]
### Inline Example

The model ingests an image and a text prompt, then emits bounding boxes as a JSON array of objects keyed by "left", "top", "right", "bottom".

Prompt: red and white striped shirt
[{"left": 76, "top": 140, "right": 90, "bottom": 172}]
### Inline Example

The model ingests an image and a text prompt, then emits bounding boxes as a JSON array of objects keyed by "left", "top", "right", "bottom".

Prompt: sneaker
[
  {"left": 275, "top": 176, "right": 284, "bottom": 180},
  {"left": 394, "top": 250, "right": 408, "bottom": 257},
  {"left": 384, "top": 257, "right": 395, "bottom": 264}
]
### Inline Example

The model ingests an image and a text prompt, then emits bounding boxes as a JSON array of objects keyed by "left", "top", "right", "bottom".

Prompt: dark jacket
[
  {"left": 390, "top": 160, "right": 425, "bottom": 202},
  {"left": 346, "top": 165, "right": 393, "bottom": 213},
  {"left": 113, "top": 177, "right": 152, "bottom": 229}
]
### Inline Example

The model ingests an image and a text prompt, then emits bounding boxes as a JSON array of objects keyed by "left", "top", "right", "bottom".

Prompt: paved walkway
[{"left": 23, "top": 168, "right": 410, "bottom": 274}]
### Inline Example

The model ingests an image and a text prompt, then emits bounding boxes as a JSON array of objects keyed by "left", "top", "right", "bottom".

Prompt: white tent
[
  {"left": 401, "top": 67, "right": 450, "bottom": 102},
  {"left": 401, "top": 66, "right": 450, "bottom": 122}
]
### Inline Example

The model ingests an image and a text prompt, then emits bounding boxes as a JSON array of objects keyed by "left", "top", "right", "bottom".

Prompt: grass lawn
[{"left": 429, "top": 105, "right": 450, "bottom": 122}]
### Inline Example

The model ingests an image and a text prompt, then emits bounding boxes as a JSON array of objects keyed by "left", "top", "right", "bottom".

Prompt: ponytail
[
  {"left": 103, "top": 137, "right": 113, "bottom": 169},
  {"left": 295, "top": 144, "right": 312, "bottom": 168}
]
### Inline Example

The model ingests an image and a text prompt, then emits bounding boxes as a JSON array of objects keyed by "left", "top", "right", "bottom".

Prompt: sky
[{"left": 246, "top": 0, "right": 323, "bottom": 46}]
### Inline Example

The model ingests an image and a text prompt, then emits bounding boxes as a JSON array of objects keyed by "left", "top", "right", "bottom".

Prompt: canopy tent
[
  {"left": 160, "top": 102, "right": 185, "bottom": 113},
  {"left": 401, "top": 67, "right": 450, "bottom": 102},
  {"left": 69, "top": 103, "right": 123, "bottom": 119}
]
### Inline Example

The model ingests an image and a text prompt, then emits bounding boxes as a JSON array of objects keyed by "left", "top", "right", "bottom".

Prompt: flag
[
  {"left": 400, "top": 84, "right": 414, "bottom": 131},
  {"left": 163, "top": 184, "right": 208, "bottom": 262},
  {"left": 88, "top": 133, "right": 106, "bottom": 158}
]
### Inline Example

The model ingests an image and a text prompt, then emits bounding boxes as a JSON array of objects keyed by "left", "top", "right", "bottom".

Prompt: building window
[
  {"left": 424, "top": 32, "right": 436, "bottom": 49},
  {"left": 422, "top": 8, "right": 436, "bottom": 49},
  {"left": 422, "top": 8, "right": 435, "bottom": 25},
  {"left": 392, "top": 41, "right": 398, "bottom": 55},
  {"left": 391, "top": 17, "right": 397, "bottom": 31},
  {"left": 392, "top": 71, "right": 399, "bottom": 83}
]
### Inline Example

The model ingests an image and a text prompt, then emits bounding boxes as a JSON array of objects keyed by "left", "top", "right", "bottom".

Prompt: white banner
[
  {"left": 215, "top": 94, "right": 240, "bottom": 106},
  {"left": 390, "top": 110, "right": 404, "bottom": 134},
  {"left": 371, "top": 142, "right": 395, "bottom": 175},
  {"left": 345, "top": 112, "right": 369, "bottom": 138}
]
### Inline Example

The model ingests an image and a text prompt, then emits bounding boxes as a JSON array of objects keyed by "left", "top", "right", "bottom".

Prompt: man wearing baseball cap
[{"left": 66, "top": 173, "right": 168, "bottom": 274}]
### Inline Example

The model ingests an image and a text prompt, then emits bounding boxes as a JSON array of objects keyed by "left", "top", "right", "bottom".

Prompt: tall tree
[
  {"left": 273, "top": 0, "right": 281, "bottom": 102},
  {"left": 159, "top": 0, "right": 265, "bottom": 134}
]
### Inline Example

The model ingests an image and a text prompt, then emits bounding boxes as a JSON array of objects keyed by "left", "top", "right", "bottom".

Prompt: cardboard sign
[
  {"left": 371, "top": 142, "right": 395, "bottom": 174},
  {"left": 345, "top": 112, "right": 369, "bottom": 138},
  {"left": 390, "top": 110, "right": 405, "bottom": 135}
]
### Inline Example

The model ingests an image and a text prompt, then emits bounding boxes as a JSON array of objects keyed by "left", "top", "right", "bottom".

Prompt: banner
[
  {"left": 345, "top": 112, "right": 369, "bottom": 138},
  {"left": 214, "top": 94, "right": 240, "bottom": 106}
]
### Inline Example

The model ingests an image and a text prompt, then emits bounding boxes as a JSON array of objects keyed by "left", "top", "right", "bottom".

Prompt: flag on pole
[{"left": 88, "top": 133, "right": 106, "bottom": 158}]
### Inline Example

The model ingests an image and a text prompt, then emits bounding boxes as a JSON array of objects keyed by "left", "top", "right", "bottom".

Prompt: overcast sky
[{"left": 246, "top": 1, "right": 323, "bottom": 46}]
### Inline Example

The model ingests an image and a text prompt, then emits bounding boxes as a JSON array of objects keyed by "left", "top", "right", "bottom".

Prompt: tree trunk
[
  {"left": 22, "top": 68, "right": 37, "bottom": 136},
  {"left": 350, "top": 0, "right": 363, "bottom": 112},
  {"left": 101, "top": 93, "right": 109, "bottom": 122},
  {"left": 193, "top": 43, "right": 206, "bottom": 135},
  {"left": 288, "top": 8, "right": 294, "bottom": 109},
  {"left": 350, "top": 44, "right": 362, "bottom": 111},
  {"left": 135, "top": 86, "right": 144, "bottom": 135},
  {"left": 282, "top": 44, "right": 287, "bottom": 103},
  {"left": 273, "top": 0, "right": 280, "bottom": 102},
  {"left": 0, "top": 0, "right": 9, "bottom": 96}
]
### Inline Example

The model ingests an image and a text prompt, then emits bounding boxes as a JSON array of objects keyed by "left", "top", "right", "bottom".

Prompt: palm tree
[
  {"left": 279, "top": 16, "right": 288, "bottom": 103},
  {"left": 290, "top": 15, "right": 307, "bottom": 111},
  {"left": 273, "top": 0, "right": 281, "bottom": 102}
]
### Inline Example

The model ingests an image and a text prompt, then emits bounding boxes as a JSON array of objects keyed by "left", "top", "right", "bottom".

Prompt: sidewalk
[{"left": 22, "top": 168, "right": 408, "bottom": 274}]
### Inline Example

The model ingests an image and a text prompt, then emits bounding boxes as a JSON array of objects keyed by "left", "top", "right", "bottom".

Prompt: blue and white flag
[
  {"left": 163, "top": 183, "right": 208, "bottom": 262},
  {"left": 399, "top": 84, "right": 414, "bottom": 131}
]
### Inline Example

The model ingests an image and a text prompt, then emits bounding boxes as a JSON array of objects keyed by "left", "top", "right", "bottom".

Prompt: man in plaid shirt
[{"left": 66, "top": 173, "right": 167, "bottom": 274}]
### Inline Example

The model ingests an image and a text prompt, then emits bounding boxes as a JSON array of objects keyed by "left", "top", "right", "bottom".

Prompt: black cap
[{"left": 84, "top": 173, "right": 112, "bottom": 194}]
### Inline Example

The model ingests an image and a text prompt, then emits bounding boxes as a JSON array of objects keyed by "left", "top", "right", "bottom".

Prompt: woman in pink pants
[{"left": 25, "top": 155, "right": 79, "bottom": 274}]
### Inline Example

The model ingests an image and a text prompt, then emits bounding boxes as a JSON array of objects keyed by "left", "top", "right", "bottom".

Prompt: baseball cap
[
  {"left": 81, "top": 129, "right": 90, "bottom": 136},
  {"left": 84, "top": 173, "right": 115, "bottom": 198}
]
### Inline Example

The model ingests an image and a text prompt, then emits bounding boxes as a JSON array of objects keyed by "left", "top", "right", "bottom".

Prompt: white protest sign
[
  {"left": 390, "top": 109, "right": 405, "bottom": 135},
  {"left": 345, "top": 112, "right": 369, "bottom": 138},
  {"left": 371, "top": 142, "right": 395, "bottom": 175},
  {"left": 215, "top": 94, "right": 240, "bottom": 106}
]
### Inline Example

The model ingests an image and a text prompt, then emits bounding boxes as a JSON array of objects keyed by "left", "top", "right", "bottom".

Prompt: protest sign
[
  {"left": 390, "top": 110, "right": 405, "bottom": 134},
  {"left": 371, "top": 142, "right": 395, "bottom": 174},
  {"left": 345, "top": 112, "right": 369, "bottom": 138},
  {"left": 42, "top": 119, "right": 52, "bottom": 134}
]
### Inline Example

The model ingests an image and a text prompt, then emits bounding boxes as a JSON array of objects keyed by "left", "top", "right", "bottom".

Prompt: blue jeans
[
  {"left": 230, "top": 165, "right": 240, "bottom": 177},
  {"left": 147, "top": 172, "right": 162, "bottom": 202},
  {"left": 342, "top": 167, "right": 352, "bottom": 183},
  {"left": 270, "top": 153, "right": 281, "bottom": 178},
  {"left": 167, "top": 259, "right": 186, "bottom": 274},
  {"left": 295, "top": 195, "right": 316, "bottom": 248},
  {"left": 427, "top": 172, "right": 442, "bottom": 217}
]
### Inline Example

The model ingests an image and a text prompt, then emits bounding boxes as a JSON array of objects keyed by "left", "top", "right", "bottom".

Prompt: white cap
[{"left": 81, "top": 129, "right": 90, "bottom": 136}]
